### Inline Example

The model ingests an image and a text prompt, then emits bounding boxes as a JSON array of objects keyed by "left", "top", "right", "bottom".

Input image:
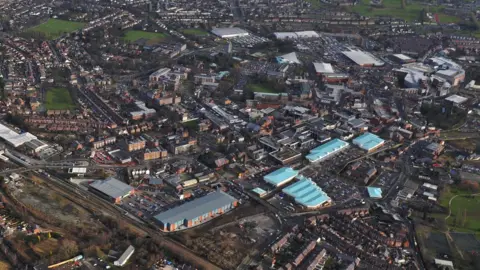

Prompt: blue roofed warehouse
[
  {"left": 306, "top": 138, "right": 349, "bottom": 163},
  {"left": 263, "top": 167, "right": 299, "bottom": 187},
  {"left": 282, "top": 175, "right": 331, "bottom": 208},
  {"left": 352, "top": 132, "right": 385, "bottom": 152}
]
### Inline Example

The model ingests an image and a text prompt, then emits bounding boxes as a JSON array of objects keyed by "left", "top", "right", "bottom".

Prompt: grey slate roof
[
  {"left": 154, "top": 191, "right": 237, "bottom": 225},
  {"left": 89, "top": 177, "right": 134, "bottom": 199}
]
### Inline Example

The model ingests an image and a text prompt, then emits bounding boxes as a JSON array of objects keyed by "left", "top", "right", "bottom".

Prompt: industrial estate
[{"left": 0, "top": 0, "right": 479, "bottom": 269}]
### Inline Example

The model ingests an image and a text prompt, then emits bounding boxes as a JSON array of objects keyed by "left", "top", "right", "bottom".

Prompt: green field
[
  {"left": 441, "top": 187, "right": 480, "bottom": 233},
  {"left": 350, "top": 0, "right": 460, "bottom": 23},
  {"left": 123, "top": 30, "right": 168, "bottom": 44},
  {"left": 305, "top": 0, "right": 323, "bottom": 8},
  {"left": 247, "top": 83, "right": 278, "bottom": 93},
  {"left": 27, "top": 19, "right": 85, "bottom": 39},
  {"left": 181, "top": 28, "right": 208, "bottom": 36},
  {"left": 45, "top": 88, "right": 76, "bottom": 110}
]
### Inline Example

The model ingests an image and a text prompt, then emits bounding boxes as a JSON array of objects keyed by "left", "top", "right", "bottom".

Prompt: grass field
[
  {"left": 181, "top": 28, "right": 208, "bottom": 36},
  {"left": 305, "top": 0, "right": 323, "bottom": 8},
  {"left": 350, "top": 0, "right": 460, "bottom": 23},
  {"left": 45, "top": 88, "right": 76, "bottom": 110},
  {"left": 123, "top": 30, "right": 168, "bottom": 44},
  {"left": 247, "top": 83, "right": 278, "bottom": 93},
  {"left": 27, "top": 19, "right": 85, "bottom": 39},
  {"left": 440, "top": 187, "right": 480, "bottom": 233}
]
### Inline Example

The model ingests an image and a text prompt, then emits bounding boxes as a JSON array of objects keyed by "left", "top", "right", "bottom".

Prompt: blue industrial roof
[
  {"left": 282, "top": 175, "right": 331, "bottom": 208},
  {"left": 252, "top": 187, "right": 267, "bottom": 196},
  {"left": 264, "top": 167, "right": 299, "bottom": 186},
  {"left": 367, "top": 187, "right": 383, "bottom": 198},
  {"left": 353, "top": 132, "right": 385, "bottom": 151},
  {"left": 153, "top": 191, "right": 237, "bottom": 225},
  {"left": 306, "top": 138, "right": 348, "bottom": 162}
]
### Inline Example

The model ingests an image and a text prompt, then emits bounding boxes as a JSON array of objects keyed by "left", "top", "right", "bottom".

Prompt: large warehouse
[
  {"left": 263, "top": 167, "right": 299, "bottom": 187},
  {"left": 89, "top": 177, "right": 135, "bottom": 203},
  {"left": 342, "top": 49, "right": 384, "bottom": 67},
  {"left": 154, "top": 191, "right": 238, "bottom": 231},
  {"left": 211, "top": 27, "right": 249, "bottom": 38},
  {"left": 353, "top": 132, "right": 385, "bottom": 152},
  {"left": 0, "top": 123, "right": 48, "bottom": 152},
  {"left": 282, "top": 175, "right": 331, "bottom": 208},
  {"left": 306, "top": 139, "right": 349, "bottom": 163},
  {"left": 274, "top": 31, "right": 319, "bottom": 39}
]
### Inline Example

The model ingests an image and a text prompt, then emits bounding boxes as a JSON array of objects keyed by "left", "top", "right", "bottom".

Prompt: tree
[
  {"left": 459, "top": 180, "right": 479, "bottom": 192},
  {"left": 60, "top": 239, "right": 79, "bottom": 259},
  {"left": 419, "top": 9, "right": 428, "bottom": 25},
  {"left": 0, "top": 77, "right": 4, "bottom": 100}
]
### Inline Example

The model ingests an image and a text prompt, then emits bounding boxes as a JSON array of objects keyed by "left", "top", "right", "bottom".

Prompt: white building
[
  {"left": 211, "top": 28, "right": 249, "bottom": 38},
  {"left": 114, "top": 245, "right": 135, "bottom": 266}
]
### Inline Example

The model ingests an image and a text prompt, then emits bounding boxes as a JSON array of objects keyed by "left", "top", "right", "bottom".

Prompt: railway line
[{"left": 29, "top": 171, "right": 223, "bottom": 270}]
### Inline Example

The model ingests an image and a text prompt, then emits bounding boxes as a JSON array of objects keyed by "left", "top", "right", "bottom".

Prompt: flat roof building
[
  {"left": 211, "top": 27, "right": 249, "bottom": 38},
  {"left": 263, "top": 167, "right": 299, "bottom": 187},
  {"left": 153, "top": 191, "right": 238, "bottom": 231},
  {"left": 367, "top": 187, "right": 382, "bottom": 198},
  {"left": 114, "top": 245, "right": 135, "bottom": 267},
  {"left": 252, "top": 187, "right": 267, "bottom": 197},
  {"left": 391, "top": 54, "right": 415, "bottom": 64},
  {"left": 342, "top": 49, "right": 384, "bottom": 67},
  {"left": 352, "top": 132, "right": 385, "bottom": 152},
  {"left": 269, "top": 147, "right": 302, "bottom": 165},
  {"left": 282, "top": 175, "right": 331, "bottom": 208},
  {"left": 89, "top": 177, "right": 134, "bottom": 203},
  {"left": 445, "top": 94, "right": 468, "bottom": 104},
  {"left": 313, "top": 62, "right": 334, "bottom": 74},
  {"left": 306, "top": 138, "right": 349, "bottom": 163}
]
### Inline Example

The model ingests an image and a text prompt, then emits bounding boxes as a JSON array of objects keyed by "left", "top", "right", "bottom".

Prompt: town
[{"left": 0, "top": 0, "right": 479, "bottom": 269}]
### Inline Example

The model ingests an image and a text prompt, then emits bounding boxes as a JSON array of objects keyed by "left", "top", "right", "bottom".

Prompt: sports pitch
[
  {"left": 27, "top": 19, "right": 85, "bottom": 40},
  {"left": 123, "top": 30, "right": 168, "bottom": 44}
]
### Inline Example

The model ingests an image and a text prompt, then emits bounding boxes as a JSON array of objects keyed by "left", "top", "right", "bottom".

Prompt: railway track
[{"left": 30, "top": 171, "right": 222, "bottom": 270}]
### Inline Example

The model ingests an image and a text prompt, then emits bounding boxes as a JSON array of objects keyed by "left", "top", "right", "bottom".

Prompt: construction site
[{"left": 172, "top": 201, "right": 280, "bottom": 269}]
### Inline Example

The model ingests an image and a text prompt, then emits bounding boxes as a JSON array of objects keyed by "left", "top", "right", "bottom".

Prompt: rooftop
[
  {"left": 352, "top": 132, "right": 385, "bottom": 151},
  {"left": 211, "top": 27, "right": 248, "bottom": 37},
  {"left": 0, "top": 123, "right": 38, "bottom": 147},
  {"left": 153, "top": 191, "right": 237, "bottom": 225},
  {"left": 445, "top": 94, "right": 468, "bottom": 104},
  {"left": 264, "top": 167, "right": 299, "bottom": 186},
  {"left": 252, "top": 187, "right": 267, "bottom": 196},
  {"left": 282, "top": 175, "right": 331, "bottom": 208},
  {"left": 342, "top": 49, "right": 384, "bottom": 66},
  {"left": 276, "top": 52, "right": 301, "bottom": 64},
  {"left": 89, "top": 177, "right": 134, "bottom": 199},
  {"left": 313, "top": 62, "right": 334, "bottom": 74},
  {"left": 367, "top": 187, "right": 382, "bottom": 198},
  {"left": 393, "top": 54, "right": 412, "bottom": 61},
  {"left": 306, "top": 138, "right": 349, "bottom": 162}
]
